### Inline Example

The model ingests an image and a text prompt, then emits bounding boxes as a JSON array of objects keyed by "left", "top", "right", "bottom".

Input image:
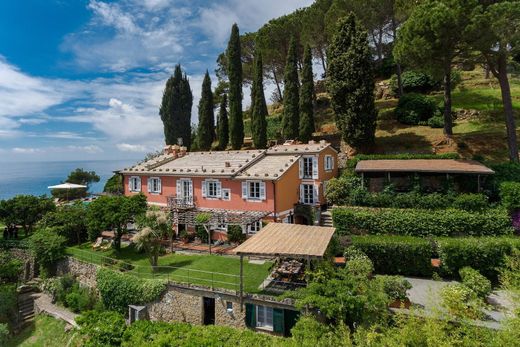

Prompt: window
[
  {"left": 202, "top": 180, "right": 221, "bottom": 198},
  {"left": 325, "top": 155, "right": 334, "bottom": 171},
  {"left": 248, "top": 220, "right": 262, "bottom": 233},
  {"left": 300, "top": 184, "right": 315, "bottom": 205},
  {"left": 215, "top": 223, "right": 228, "bottom": 231},
  {"left": 222, "top": 189, "right": 231, "bottom": 201},
  {"left": 177, "top": 179, "right": 193, "bottom": 200},
  {"left": 256, "top": 305, "right": 273, "bottom": 330},
  {"left": 300, "top": 156, "right": 318, "bottom": 179},
  {"left": 129, "top": 177, "right": 141, "bottom": 192},
  {"left": 148, "top": 177, "right": 161, "bottom": 194},
  {"left": 242, "top": 181, "right": 265, "bottom": 201},
  {"left": 226, "top": 301, "right": 233, "bottom": 313}
]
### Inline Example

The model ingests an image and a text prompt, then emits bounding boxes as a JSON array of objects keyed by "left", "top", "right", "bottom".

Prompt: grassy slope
[
  {"left": 6, "top": 315, "right": 82, "bottom": 347},
  {"left": 67, "top": 244, "right": 272, "bottom": 293}
]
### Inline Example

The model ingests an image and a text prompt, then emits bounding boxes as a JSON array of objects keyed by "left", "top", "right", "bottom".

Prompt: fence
[{"left": 67, "top": 247, "right": 242, "bottom": 292}]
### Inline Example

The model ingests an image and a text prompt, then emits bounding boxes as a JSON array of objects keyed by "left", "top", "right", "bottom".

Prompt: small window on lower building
[
  {"left": 222, "top": 188, "right": 231, "bottom": 201},
  {"left": 248, "top": 221, "right": 262, "bottom": 234},
  {"left": 226, "top": 301, "right": 233, "bottom": 312},
  {"left": 256, "top": 305, "right": 273, "bottom": 330}
]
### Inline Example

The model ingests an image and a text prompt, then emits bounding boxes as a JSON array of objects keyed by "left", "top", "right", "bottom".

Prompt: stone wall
[
  {"left": 56, "top": 257, "right": 98, "bottom": 289},
  {"left": 9, "top": 248, "right": 36, "bottom": 282}
]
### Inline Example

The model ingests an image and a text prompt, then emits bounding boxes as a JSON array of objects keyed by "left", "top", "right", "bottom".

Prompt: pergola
[{"left": 233, "top": 223, "right": 336, "bottom": 308}]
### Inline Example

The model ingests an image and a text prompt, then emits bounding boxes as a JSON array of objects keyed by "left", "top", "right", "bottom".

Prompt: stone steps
[
  {"left": 16, "top": 285, "right": 39, "bottom": 328},
  {"left": 320, "top": 211, "right": 333, "bottom": 227}
]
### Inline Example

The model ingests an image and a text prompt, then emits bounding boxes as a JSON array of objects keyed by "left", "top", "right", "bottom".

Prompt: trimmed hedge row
[
  {"left": 437, "top": 237, "right": 520, "bottom": 282},
  {"left": 332, "top": 207, "right": 513, "bottom": 237},
  {"left": 351, "top": 236, "right": 433, "bottom": 277},
  {"left": 347, "top": 235, "right": 520, "bottom": 282}
]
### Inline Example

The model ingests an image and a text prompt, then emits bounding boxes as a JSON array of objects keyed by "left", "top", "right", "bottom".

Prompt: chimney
[
  {"left": 179, "top": 146, "right": 187, "bottom": 157},
  {"left": 164, "top": 145, "right": 180, "bottom": 158},
  {"left": 308, "top": 140, "right": 316, "bottom": 145}
]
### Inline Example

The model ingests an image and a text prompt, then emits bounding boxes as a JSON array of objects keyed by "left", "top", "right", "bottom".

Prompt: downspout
[{"left": 272, "top": 181, "right": 277, "bottom": 222}]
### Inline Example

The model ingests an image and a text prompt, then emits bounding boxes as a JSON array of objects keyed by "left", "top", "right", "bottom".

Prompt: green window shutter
[
  {"left": 245, "top": 303, "right": 256, "bottom": 328},
  {"left": 283, "top": 309, "right": 300, "bottom": 337},
  {"left": 273, "top": 308, "right": 284, "bottom": 334}
]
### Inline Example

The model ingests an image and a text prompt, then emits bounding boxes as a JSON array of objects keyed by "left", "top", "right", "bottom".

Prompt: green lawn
[
  {"left": 66, "top": 244, "right": 273, "bottom": 293},
  {"left": 6, "top": 315, "right": 82, "bottom": 347}
]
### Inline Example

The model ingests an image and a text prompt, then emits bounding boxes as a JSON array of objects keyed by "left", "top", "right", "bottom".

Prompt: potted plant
[{"left": 377, "top": 275, "right": 412, "bottom": 309}]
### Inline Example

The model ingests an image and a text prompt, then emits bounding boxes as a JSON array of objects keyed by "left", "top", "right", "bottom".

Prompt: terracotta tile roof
[
  {"left": 235, "top": 155, "right": 300, "bottom": 181},
  {"left": 233, "top": 223, "right": 336, "bottom": 258},
  {"left": 355, "top": 159, "right": 494, "bottom": 175}
]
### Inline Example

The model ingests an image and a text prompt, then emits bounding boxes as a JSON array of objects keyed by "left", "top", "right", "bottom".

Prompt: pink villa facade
[{"left": 120, "top": 141, "right": 338, "bottom": 236}]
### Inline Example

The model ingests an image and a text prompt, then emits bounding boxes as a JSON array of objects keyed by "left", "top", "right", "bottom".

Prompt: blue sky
[{"left": 0, "top": 0, "right": 312, "bottom": 162}]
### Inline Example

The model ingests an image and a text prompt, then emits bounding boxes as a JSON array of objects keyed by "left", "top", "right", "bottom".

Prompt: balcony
[{"left": 167, "top": 195, "right": 195, "bottom": 210}]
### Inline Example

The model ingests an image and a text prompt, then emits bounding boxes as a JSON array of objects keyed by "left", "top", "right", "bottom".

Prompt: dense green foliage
[
  {"left": 0, "top": 195, "right": 55, "bottom": 235},
  {"left": 350, "top": 236, "right": 434, "bottom": 277},
  {"left": 96, "top": 268, "right": 166, "bottom": 313},
  {"left": 50, "top": 168, "right": 100, "bottom": 200},
  {"left": 375, "top": 275, "right": 412, "bottom": 302},
  {"left": 394, "top": 93, "right": 438, "bottom": 125},
  {"left": 197, "top": 71, "right": 215, "bottom": 151},
  {"left": 0, "top": 253, "right": 22, "bottom": 284},
  {"left": 0, "top": 284, "right": 17, "bottom": 329},
  {"left": 440, "top": 283, "right": 483, "bottom": 320},
  {"left": 282, "top": 37, "right": 300, "bottom": 140},
  {"left": 103, "top": 174, "right": 124, "bottom": 195},
  {"left": 459, "top": 267, "right": 492, "bottom": 299},
  {"left": 159, "top": 64, "right": 193, "bottom": 148},
  {"left": 437, "top": 237, "right": 520, "bottom": 281},
  {"left": 227, "top": 24, "right": 244, "bottom": 150},
  {"left": 86, "top": 194, "right": 147, "bottom": 250},
  {"left": 332, "top": 207, "right": 512, "bottom": 237},
  {"left": 216, "top": 94, "right": 229, "bottom": 150},
  {"left": 327, "top": 14, "right": 376, "bottom": 151},
  {"left": 390, "top": 70, "right": 438, "bottom": 94},
  {"left": 299, "top": 45, "right": 315, "bottom": 143},
  {"left": 77, "top": 310, "right": 127, "bottom": 347},
  {"left": 250, "top": 53, "right": 268, "bottom": 149},
  {"left": 28, "top": 228, "right": 66, "bottom": 277},
  {"left": 500, "top": 182, "right": 520, "bottom": 211},
  {"left": 38, "top": 203, "right": 88, "bottom": 245},
  {"left": 42, "top": 275, "right": 98, "bottom": 313},
  {"left": 134, "top": 209, "right": 170, "bottom": 266}
]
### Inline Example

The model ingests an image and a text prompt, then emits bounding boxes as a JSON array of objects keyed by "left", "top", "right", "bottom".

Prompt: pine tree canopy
[
  {"left": 251, "top": 53, "right": 268, "bottom": 149},
  {"left": 282, "top": 36, "right": 300, "bottom": 140},
  {"left": 299, "top": 45, "right": 315, "bottom": 143},
  {"left": 217, "top": 94, "right": 229, "bottom": 150},
  {"left": 327, "top": 14, "right": 376, "bottom": 151},
  {"left": 227, "top": 23, "right": 244, "bottom": 150},
  {"left": 159, "top": 64, "right": 193, "bottom": 148},
  {"left": 197, "top": 71, "right": 215, "bottom": 151}
]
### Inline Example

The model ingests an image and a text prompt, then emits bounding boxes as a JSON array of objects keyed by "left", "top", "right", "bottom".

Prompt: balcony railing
[{"left": 167, "top": 195, "right": 195, "bottom": 210}]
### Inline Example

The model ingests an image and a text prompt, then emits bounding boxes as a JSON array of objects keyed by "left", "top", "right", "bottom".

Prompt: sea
[{"left": 0, "top": 160, "right": 137, "bottom": 201}]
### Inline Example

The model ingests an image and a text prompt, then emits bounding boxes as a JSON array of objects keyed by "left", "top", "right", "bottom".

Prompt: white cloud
[
  {"left": 18, "top": 118, "right": 48, "bottom": 125},
  {"left": 65, "top": 145, "right": 104, "bottom": 154},
  {"left": 12, "top": 147, "right": 43, "bottom": 154},
  {"left": 117, "top": 143, "right": 150, "bottom": 152}
]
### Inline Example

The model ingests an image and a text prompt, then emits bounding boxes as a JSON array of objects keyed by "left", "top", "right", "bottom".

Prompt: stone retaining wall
[
  {"left": 9, "top": 248, "right": 36, "bottom": 282},
  {"left": 56, "top": 257, "right": 98, "bottom": 289}
]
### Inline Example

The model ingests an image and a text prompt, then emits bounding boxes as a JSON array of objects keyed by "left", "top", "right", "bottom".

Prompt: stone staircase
[
  {"left": 16, "top": 283, "right": 39, "bottom": 327},
  {"left": 320, "top": 210, "right": 333, "bottom": 227}
]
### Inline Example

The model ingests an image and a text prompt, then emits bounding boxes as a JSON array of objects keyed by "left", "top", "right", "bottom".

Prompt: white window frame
[
  {"left": 148, "top": 177, "right": 161, "bottom": 194},
  {"left": 202, "top": 179, "right": 221, "bottom": 199},
  {"left": 324, "top": 155, "right": 334, "bottom": 171},
  {"left": 129, "top": 176, "right": 141, "bottom": 192},
  {"left": 300, "top": 156, "right": 319, "bottom": 179},
  {"left": 256, "top": 305, "right": 273, "bottom": 330},
  {"left": 242, "top": 180, "right": 266, "bottom": 201},
  {"left": 248, "top": 220, "right": 262, "bottom": 234},
  {"left": 222, "top": 188, "right": 231, "bottom": 201},
  {"left": 176, "top": 178, "right": 193, "bottom": 203},
  {"left": 300, "top": 184, "right": 316, "bottom": 205}
]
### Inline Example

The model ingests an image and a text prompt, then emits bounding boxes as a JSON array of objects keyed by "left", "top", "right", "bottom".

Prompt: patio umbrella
[{"left": 48, "top": 182, "right": 87, "bottom": 201}]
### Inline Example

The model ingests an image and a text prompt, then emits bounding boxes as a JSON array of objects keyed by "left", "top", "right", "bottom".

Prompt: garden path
[{"left": 34, "top": 293, "right": 79, "bottom": 328}]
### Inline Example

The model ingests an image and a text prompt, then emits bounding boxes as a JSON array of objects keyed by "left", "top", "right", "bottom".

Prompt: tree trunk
[
  {"left": 485, "top": 65, "right": 490, "bottom": 79},
  {"left": 497, "top": 53, "right": 519, "bottom": 162},
  {"left": 114, "top": 230, "right": 122, "bottom": 251},
  {"left": 272, "top": 68, "right": 283, "bottom": 102},
  {"left": 319, "top": 48, "right": 327, "bottom": 76},
  {"left": 443, "top": 68, "right": 454, "bottom": 136},
  {"left": 396, "top": 63, "right": 404, "bottom": 97}
]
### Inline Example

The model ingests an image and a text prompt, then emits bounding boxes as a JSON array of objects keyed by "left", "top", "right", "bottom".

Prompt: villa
[{"left": 119, "top": 141, "right": 338, "bottom": 238}]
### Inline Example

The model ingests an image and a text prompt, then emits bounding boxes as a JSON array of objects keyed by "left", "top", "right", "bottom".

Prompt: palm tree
[{"left": 134, "top": 209, "right": 170, "bottom": 267}]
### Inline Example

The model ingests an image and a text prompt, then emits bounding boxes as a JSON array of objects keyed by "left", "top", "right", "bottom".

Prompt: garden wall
[
  {"left": 9, "top": 248, "right": 36, "bottom": 282},
  {"left": 56, "top": 257, "right": 98, "bottom": 289}
]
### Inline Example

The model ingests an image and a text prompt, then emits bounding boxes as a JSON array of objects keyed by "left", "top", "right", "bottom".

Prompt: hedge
[
  {"left": 332, "top": 207, "right": 513, "bottom": 237},
  {"left": 351, "top": 236, "right": 434, "bottom": 277},
  {"left": 96, "top": 268, "right": 166, "bottom": 313},
  {"left": 437, "top": 237, "right": 520, "bottom": 282}
]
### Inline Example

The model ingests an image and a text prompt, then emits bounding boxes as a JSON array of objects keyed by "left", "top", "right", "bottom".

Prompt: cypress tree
[
  {"left": 217, "top": 94, "right": 229, "bottom": 150},
  {"left": 160, "top": 64, "right": 193, "bottom": 148},
  {"left": 251, "top": 53, "right": 268, "bottom": 149},
  {"left": 327, "top": 14, "right": 376, "bottom": 151},
  {"left": 299, "top": 45, "right": 315, "bottom": 143},
  {"left": 226, "top": 24, "right": 244, "bottom": 149},
  {"left": 282, "top": 37, "right": 300, "bottom": 140},
  {"left": 197, "top": 71, "right": 215, "bottom": 151}
]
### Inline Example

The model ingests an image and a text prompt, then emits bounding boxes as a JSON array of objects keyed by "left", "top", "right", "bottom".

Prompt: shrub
[
  {"left": 395, "top": 93, "right": 438, "bottom": 125},
  {"left": 441, "top": 284, "right": 483, "bottom": 320},
  {"left": 76, "top": 310, "right": 127, "bottom": 347},
  {"left": 227, "top": 225, "right": 246, "bottom": 244},
  {"left": 0, "top": 323, "right": 8, "bottom": 345},
  {"left": 332, "top": 207, "right": 513, "bottom": 237},
  {"left": 65, "top": 283, "right": 97, "bottom": 313},
  {"left": 195, "top": 225, "right": 208, "bottom": 242},
  {"left": 96, "top": 268, "right": 166, "bottom": 313},
  {"left": 290, "top": 315, "right": 351, "bottom": 347},
  {"left": 428, "top": 115, "right": 444, "bottom": 128},
  {"left": 390, "top": 71, "right": 438, "bottom": 94},
  {"left": 351, "top": 236, "right": 434, "bottom": 277},
  {"left": 0, "top": 284, "right": 17, "bottom": 327},
  {"left": 459, "top": 267, "right": 492, "bottom": 299},
  {"left": 345, "top": 257, "right": 374, "bottom": 278},
  {"left": 437, "top": 237, "right": 520, "bottom": 281},
  {"left": 28, "top": 228, "right": 66, "bottom": 278},
  {"left": 0, "top": 253, "right": 22, "bottom": 283},
  {"left": 376, "top": 275, "right": 412, "bottom": 301},
  {"left": 500, "top": 182, "right": 520, "bottom": 211},
  {"left": 452, "top": 194, "right": 489, "bottom": 212}
]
